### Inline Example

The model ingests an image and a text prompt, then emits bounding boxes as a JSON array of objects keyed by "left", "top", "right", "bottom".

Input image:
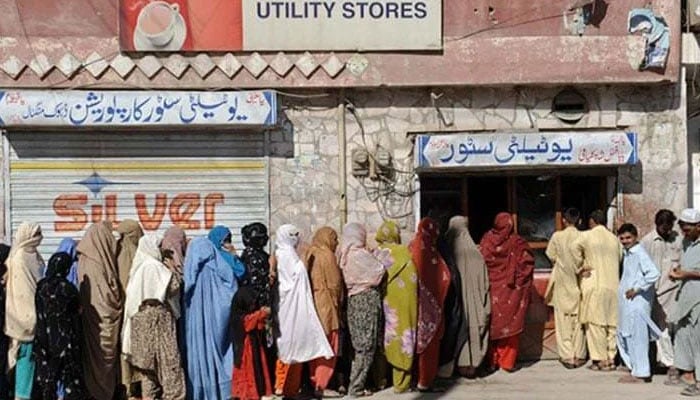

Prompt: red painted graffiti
[{"left": 52, "top": 193, "right": 225, "bottom": 232}]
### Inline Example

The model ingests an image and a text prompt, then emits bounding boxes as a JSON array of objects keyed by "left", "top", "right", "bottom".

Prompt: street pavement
[{"left": 370, "top": 360, "right": 687, "bottom": 400}]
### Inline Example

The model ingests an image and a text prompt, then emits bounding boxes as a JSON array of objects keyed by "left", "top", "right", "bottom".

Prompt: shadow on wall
[{"left": 619, "top": 162, "right": 643, "bottom": 195}]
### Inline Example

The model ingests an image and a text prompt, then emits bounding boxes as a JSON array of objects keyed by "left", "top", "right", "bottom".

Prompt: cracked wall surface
[{"left": 269, "top": 84, "right": 687, "bottom": 241}]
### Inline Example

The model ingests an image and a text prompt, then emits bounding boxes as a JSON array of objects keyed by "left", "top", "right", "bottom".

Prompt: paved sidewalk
[{"left": 371, "top": 361, "right": 686, "bottom": 400}]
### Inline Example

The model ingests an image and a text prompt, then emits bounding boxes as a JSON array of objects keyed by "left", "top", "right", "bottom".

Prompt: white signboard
[
  {"left": 0, "top": 90, "right": 277, "bottom": 127},
  {"left": 243, "top": 0, "right": 442, "bottom": 51},
  {"left": 417, "top": 131, "right": 638, "bottom": 168}
]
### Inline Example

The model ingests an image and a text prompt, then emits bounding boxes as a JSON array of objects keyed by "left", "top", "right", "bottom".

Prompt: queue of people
[
  {"left": 546, "top": 207, "right": 700, "bottom": 396},
  {"left": 3, "top": 205, "right": 699, "bottom": 399},
  {"left": 0, "top": 213, "right": 536, "bottom": 400}
]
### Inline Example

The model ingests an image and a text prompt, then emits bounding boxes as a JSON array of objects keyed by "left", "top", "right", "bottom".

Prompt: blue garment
[
  {"left": 56, "top": 238, "right": 79, "bottom": 288},
  {"left": 184, "top": 237, "right": 238, "bottom": 400},
  {"left": 617, "top": 243, "right": 661, "bottom": 378},
  {"left": 15, "top": 342, "right": 35, "bottom": 399},
  {"left": 208, "top": 226, "right": 246, "bottom": 280}
]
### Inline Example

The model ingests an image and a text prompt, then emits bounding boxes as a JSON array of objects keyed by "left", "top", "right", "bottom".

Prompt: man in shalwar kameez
[
  {"left": 640, "top": 209, "right": 682, "bottom": 382},
  {"left": 668, "top": 209, "right": 700, "bottom": 396},
  {"left": 573, "top": 210, "right": 622, "bottom": 372},
  {"left": 545, "top": 208, "right": 586, "bottom": 369},
  {"left": 616, "top": 223, "right": 661, "bottom": 383}
]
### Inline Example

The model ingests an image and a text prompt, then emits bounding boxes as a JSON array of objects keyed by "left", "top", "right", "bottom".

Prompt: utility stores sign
[
  {"left": 416, "top": 131, "right": 639, "bottom": 169},
  {"left": 119, "top": 0, "right": 442, "bottom": 52}
]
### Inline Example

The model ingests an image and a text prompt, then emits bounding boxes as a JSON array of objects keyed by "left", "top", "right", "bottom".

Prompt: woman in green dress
[{"left": 375, "top": 221, "right": 418, "bottom": 393}]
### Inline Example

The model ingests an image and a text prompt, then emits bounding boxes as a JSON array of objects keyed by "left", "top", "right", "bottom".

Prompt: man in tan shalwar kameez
[
  {"left": 78, "top": 221, "right": 124, "bottom": 400},
  {"left": 640, "top": 209, "right": 682, "bottom": 382},
  {"left": 572, "top": 210, "right": 622, "bottom": 371},
  {"left": 545, "top": 208, "right": 587, "bottom": 369}
]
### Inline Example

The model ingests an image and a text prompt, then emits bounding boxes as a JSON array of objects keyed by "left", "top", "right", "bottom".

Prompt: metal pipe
[{"left": 338, "top": 91, "right": 347, "bottom": 227}]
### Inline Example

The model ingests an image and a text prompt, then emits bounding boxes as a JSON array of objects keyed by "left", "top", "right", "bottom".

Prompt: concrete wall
[{"left": 269, "top": 84, "right": 687, "bottom": 240}]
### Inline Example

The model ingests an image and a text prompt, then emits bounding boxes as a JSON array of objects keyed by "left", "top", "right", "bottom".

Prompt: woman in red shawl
[
  {"left": 410, "top": 217, "right": 451, "bottom": 391},
  {"left": 479, "top": 212, "right": 534, "bottom": 372}
]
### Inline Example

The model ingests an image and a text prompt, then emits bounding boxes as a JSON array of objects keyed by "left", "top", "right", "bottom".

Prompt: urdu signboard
[
  {"left": 416, "top": 131, "right": 639, "bottom": 169},
  {"left": 119, "top": 0, "right": 442, "bottom": 51}
]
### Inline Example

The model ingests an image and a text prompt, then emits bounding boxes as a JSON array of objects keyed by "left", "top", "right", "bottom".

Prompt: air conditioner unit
[{"left": 688, "top": 0, "right": 700, "bottom": 31}]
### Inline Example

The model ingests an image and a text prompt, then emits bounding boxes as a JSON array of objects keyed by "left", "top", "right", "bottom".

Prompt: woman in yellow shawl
[{"left": 375, "top": 221, "right": 418, "bottom": 394}]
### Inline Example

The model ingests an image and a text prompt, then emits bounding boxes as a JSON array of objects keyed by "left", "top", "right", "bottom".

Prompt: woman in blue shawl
[
  {"left": 184, "top": 236, "right": 239, "bottom": 400},
  {"left": 208, "top": 225, "right": 247, "bottom": 281},
  {"left": 56, "top": 238, "right": 79, "bottom": 288}
]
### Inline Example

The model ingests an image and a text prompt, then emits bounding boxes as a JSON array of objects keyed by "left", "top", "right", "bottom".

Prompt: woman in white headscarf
[
  {"left": 273, "top": 224, "right": 333, "bottom": 397},
  {"left": 5, "top": 222, "right": 44, "bottom": 400},
  {"left": 123, "top": 233, "right": 184, "bottom": 400}
]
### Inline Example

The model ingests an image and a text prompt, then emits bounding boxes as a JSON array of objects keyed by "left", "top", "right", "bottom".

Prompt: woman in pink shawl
[{"left": 338, "top": 223, "right": 387, "bottom": 397}]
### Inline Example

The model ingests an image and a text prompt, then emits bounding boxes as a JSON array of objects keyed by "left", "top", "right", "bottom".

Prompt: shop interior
[{"left": 419, "top": 170, "right": 616, "bottom": 271}]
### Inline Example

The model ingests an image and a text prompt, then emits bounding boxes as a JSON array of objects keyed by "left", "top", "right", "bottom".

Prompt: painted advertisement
[
  {"left": 119, "top": 0, "right": 442, "bottom": 51},
  {"left": 0, "top": 90, "right": 277, "bottom": 127},
  {"left": 416, "top": 131, "right": 638, "bottom": 168},
  {"left": 9, "top": 160, "right": 268, "bottom": 260}
]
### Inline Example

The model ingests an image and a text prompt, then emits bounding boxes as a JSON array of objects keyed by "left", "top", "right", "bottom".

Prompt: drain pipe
[{"left": 338, "top": 91, "right": 348, "bottom": 227}]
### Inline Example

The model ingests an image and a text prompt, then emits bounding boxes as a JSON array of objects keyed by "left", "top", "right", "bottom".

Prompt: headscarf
[
  {"left": 33, "top": 252, "right": 86, "bottom": 399},
  {"left": 304, "top": 227, "right": 343, "bottom": 335},
  {"left": 445, "top": 216, "right": 491, "bottom": 368},
  {"left": 5, "top": 222, "right": 44, "bottom": 343},
  {"left": 57, "top": 237, "right": 80, "bottom": 288},
  {"left": 45, "top": 252, "right": 73, "bottom": 279},
  {"left": 240, "top": 223, "right": 272, "bottom": 308},
  {"left": 409, "top": 217, "right": 451, "bottom": 354},
  {"left": 376, "top": 221, "right": 418, "bottom": 373},
  {"left": 77, "top": 221, "right": 122, "bottom": 400},
  {"left": 275, "top": 224, "right": 333, "bottom": 363},
  {"left": 184, "top": 237, "right": 238, "bottom": 400},
  {"left": 338, "top": 223, "right": 386, "bottom": 297},
  {"left": 479, "top": 212, "right": 534, "bottom": 340},
  {"left": 116, "top": 219, "right": 143, "bottom": 290},
  {"left": 122, "top": 234, "right": 174, "bottom": 357},
  {"left": 375, "top": 220, "right": 401, "bottom": 246},
  {"left": 208, "top": 225, "right": 246, "bottom": 280},
  {"left": 162, "top": 226, "right": 187, "bottom": 277}
]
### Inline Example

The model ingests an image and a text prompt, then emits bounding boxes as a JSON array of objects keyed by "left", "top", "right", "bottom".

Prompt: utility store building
[{"left": 0, "top": 0, "right": 685, "bottom": 360}]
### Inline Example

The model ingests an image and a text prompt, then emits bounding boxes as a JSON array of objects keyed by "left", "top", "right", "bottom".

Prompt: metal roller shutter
[{"left": 6, "top": 131, "right": 268, "bottom": 260}]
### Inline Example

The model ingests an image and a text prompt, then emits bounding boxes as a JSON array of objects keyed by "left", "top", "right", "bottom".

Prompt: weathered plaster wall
[{"left": 269, "top": 84, "right": 686, "bottom": 241}]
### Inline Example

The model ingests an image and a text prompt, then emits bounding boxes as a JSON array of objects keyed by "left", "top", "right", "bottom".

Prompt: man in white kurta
[
  {"left": 640, "top": 209, "right": 682, "bottom": 380},
  {"left": 669, "top": 209, "right": 700, "bottom": 396},
  {"left": 545, "top": 208, "right": 586, "bottom": 368},
  {"left": 572, "top": 210, "right": 622, "bottom": 371},
  {"left": 617, "top": 223, "right": 661, "bottom": 383}
]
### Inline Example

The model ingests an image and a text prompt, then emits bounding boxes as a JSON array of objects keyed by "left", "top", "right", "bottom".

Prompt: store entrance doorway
[{"left": 418, "top": 171, "right": 615, "bottom": 360}]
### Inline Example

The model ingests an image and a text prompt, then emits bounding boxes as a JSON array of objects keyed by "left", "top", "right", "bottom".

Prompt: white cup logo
[{"left": 136, "top": 1, "right": 180, "bottom": 47}]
